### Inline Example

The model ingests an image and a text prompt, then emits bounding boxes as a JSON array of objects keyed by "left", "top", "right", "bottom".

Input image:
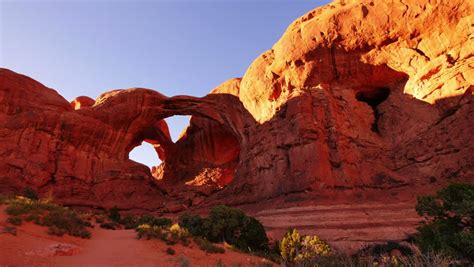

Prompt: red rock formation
[
  {"left": 221, "top": 0, "right": 474, "bottom": 204},
  {"left": 0, "top": 69, "right": 248, "bottom": 210},
  {"left": 70, "top": 96, "right": 95, "bottom": 110},
  {"left": 0, "top": 0, "right": 473, "bottom": 212}
]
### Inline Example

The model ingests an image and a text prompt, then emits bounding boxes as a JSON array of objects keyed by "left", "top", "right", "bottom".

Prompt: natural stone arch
[{"left": 85, "top": 88, "right": 254, "bottom": 190}]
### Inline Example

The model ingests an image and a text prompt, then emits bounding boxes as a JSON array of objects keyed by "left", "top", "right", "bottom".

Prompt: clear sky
[{"left": 1, "top": 0, "right": 330, "bottom": 167}]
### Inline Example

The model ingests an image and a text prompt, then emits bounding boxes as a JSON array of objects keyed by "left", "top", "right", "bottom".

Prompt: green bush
[
  {"left": 42, "top": 208, "right": 91, "bottom": 238},
  {"left": 280, "top": 229, "right": 331, "bottom": 265},
  {"left": 178, "top": 213, "right": 206, "bottom": 236},
  {"left": 108, "top": 206, "right": 121, "bottom": 222},
  {"left": 100, "top": 222, "right": 118, "bottom": 230},
  {"left": 414, "top": 183, "right": 473, "bottom": 261},
  {"left": 4, "top": 196, "right": 91, "bottom": 239},
  {"left": 136, "top": 224, "right": 166, "bottom": 240},
  {"left": 95, "top": 216, "right": 105, "bottom": 224},
  {"left": 179, "top": 205, "right": 269, "bottom": 252},
  {"left": 356, "top": 241, "right": 413, "bottom": 258},
  {"left": 135, "top": 222, "right": 190, "bottom": 247},
  {"left": 117, "top": 214, "right": 172, "bottom": 230},
  {"left": 120, "top": 215, "right": 138, "bottom": 229},
  {"left": 25, "top": 213, "right": 42, "bottom": 224},
  {"left": 194, "top": 237, "right": 225, "bottom": 254},
  {"left": 169, "top": 223, "right": 190, "bottom": 244},
  {"left": 48, "top": 225, "right": 67, "bottom": 236},
  {"left": 7, "top": 216, "right": 22, "bottom": 225},
  {"left": 6, "top": 197, "right": 57, "bottom": 216},
  {"left": 138, "top": 215, "right": 172, "bottom": 228},
  {"left": 2, "top": 226, "right": 17, "bottom": 236},
  {"left": 166, "top": 247, "right": 176, "bottom": 255}
]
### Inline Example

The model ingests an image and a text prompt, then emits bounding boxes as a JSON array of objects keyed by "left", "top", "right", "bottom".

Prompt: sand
[{"left": 0, "top": 206, "right": 272, "bottom": 267}]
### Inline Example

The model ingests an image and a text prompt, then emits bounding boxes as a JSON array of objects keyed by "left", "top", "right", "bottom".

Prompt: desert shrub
[
  {"left": 179, "top": 213, "right": 206, "bottom": 236},
  {"left": 5, "top": 197, "right": 35, "bottom": 216},
  {"left": 5, "top": 197, "right": 57, "bottom": 216},
  {"left": 356, "top": 241, "right": 413, "bottom": 258},
  {"left": 108, "top": 206, "right": 121, "bottom": 222},
  {"left": 7, "top": 216, "right": 22, "bottom": 225},
  {"left": 251, "top": 250, "right": 281, "bottom": 265},
  {"left": 136, "top": 224, "right": 165, "bottom": 240},
  {"left": 414, "top": 183, "right": 473, "bottom": 261},
  {"left": 137, "top": 215, "right": 172, "bottom": 228},
  {"left": 25, "top": 213, "right": 42, "bottom": 224},
  {"left": 48, "top": 225, "right": 67, "bottom": 236},
  {"left": 179, "top": 205, "right": 269, "bottom": 252},
  {"left": 42, "top": 208, "right": 91, "bottom": 238},
  {"left": 4, "top": 196, "right": 91, "bottom": 239},
  {"left": 120, "top": 215, "right": 138, "bottom": 229},
  {"left": 1, "top": 226, "right": 17, "bottom": 236},
  {"left": 166, "top": 247, "right": 176, "bottom": 255},
  {"left": 194, "top": 237, "right": 225, "bottom": 254},
  {"left": 23, "top": 187, "right": 39, "bottom": 201},
  {"left": 100, "top": 222, "right": 118, "bottom": 230},
  {"left": 396, "top": 251, "right": 454, "bottom": 266},
  {"left": 169, "top": 223, "right": 190, "bottom": 244},
  {"left": 283, "top": 251, "right": 454, "bottom": 267},
  {"left": 95, "top": 215, "right": 105, "bottom": 224},
  {"left": 135, "top": 222, "right": 191, "bottom": 246},
  {"left": 280, "top": 229, "right": 331, "bottom": 265}
]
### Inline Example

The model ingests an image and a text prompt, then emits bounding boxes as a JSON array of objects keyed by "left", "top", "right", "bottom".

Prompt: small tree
[
  {"left": 414, "top": 183, "right": 474, "bottom": 261},
  {"left": 179, "top": 205, "right": 269, "bottom": 252},
  {"left": 208, "top": 205, "right": 269, "bottom": 252},
  {"left": 178, "top": 213, "right": 205, "bottom": 236},
  {"left": 108, "top": 206, "right": 121, "bottom": 222}
]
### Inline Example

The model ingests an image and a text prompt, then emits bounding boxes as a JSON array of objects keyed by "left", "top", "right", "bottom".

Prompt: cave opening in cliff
[
  {"left": 356, "top": 87, "right": 390, "bottom": 133},
  {"left": 129, "top": 141, "right": 162, "bottom": 169}
]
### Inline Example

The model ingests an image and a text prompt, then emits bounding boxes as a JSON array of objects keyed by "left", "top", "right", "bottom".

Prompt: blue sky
[{"left": 1, "top": 0, "right": 330, "bottom": 167}]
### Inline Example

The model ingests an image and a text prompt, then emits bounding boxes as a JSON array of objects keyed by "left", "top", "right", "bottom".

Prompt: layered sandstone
[{"left": 0, "top": 0, "right": 473, "bottom": 212}]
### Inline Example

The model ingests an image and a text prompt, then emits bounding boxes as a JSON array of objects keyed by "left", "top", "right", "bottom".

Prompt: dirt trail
[
  {"left": 52, "top": 228, "right": 166, "bottom": 267},
  {"left": 0, "top": 205, "right": 270, "bottom": 267}
]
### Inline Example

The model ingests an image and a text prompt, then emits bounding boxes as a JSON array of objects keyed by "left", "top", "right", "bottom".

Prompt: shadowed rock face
[{"left": 0, "top": 0, "right": 473, "bottom": 211}]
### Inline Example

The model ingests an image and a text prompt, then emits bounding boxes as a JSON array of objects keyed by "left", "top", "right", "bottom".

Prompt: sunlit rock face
[
  {"left": 0, "top": 0, "right": 472, "bottom": 210},
  {"left": 70, "top": 96, "right": 95, "bottom": 110},
  {"left": 220, "top": 0, "right": 473, "bottom": 204},
  {"left": 0, "top": 68, "right": 249, "bottom": 210}
]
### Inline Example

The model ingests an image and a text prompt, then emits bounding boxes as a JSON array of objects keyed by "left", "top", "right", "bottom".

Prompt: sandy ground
[
  {"left": 0, "top": 193, "right": 423, "bottom": 266},
  {"left": 0, "top": 206, "right": 272, "bottom": 267}
]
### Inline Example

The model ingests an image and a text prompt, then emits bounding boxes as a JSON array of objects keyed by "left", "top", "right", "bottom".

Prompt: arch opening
[
  {"left": 164, "top": 115, "right": 191, "bottom": 143},
  {"left": 128, "top": 141, "right": 162, "bottom": 169}
]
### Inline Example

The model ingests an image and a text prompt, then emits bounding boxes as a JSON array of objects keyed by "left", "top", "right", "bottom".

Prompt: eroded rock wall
[
  {"left": 0, "top": 0, "right": 473, "bottom": 209},
  {"left": 215, "top": 0, "right": 473, "bottom": 204}
]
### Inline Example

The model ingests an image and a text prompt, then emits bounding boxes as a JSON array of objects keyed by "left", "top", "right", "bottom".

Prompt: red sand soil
[{"left": 0, "top": 206, "right": 272, "bottom": 267}]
